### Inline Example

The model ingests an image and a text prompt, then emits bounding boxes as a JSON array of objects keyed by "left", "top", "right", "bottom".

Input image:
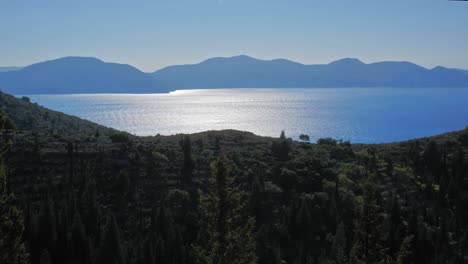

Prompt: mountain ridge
[
  {"left": 152, "top": 55, "right": 468, "bottom": 89},
  {"left": 0, "top": 57, "right": 167, "bottom": 94},
  {"left": 1, "top": 55, "right": 468, "bottom": 94}
]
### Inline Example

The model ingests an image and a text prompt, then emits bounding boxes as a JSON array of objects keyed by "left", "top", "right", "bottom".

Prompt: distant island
[
  {"left": 0, "top": 57, "right": 167, "bottom": 94},
  {"left": 0, "top": 66, "right": 22, "bottom": 72},
  {"left": 1, "top": 55, "right": 468, "bottom": 94},
  {"left": 153, "top": 55, "right": 468, "bottom": 89}
]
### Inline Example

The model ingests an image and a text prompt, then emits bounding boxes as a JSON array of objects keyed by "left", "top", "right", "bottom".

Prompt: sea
[{"left": 24, "top": 87, "right": 468, "bottom": 143}]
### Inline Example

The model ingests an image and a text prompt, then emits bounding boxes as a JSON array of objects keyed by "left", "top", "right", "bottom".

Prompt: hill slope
[
  {"left": 0, "top": 57, "right": 167, "bottom": 94},
  {"left": 1, "top": 88, "right": 468, "bottom": 263},
  {"left": 0, "top": 91, "right": 115, "bottom": 135},
  {"left": 152, "top": 55, "right": 468, "bottom": 89}
]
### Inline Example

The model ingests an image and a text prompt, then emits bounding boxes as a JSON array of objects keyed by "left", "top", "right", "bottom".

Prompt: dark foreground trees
[
  {"left": 0, "top": 158, "right": 29, "bottom": 264},
  {"left": 0, "top": 110, "right": 29, "bottom": 264},
  {"left": 4, "top": 95, "right": 468, "bottom": 264},
  {"left": 194, "top": 156, "right": 257, "bottom": 264}
]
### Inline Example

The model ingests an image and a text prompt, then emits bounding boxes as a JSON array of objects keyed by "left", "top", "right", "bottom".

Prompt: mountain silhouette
[
  {"left": 152, "top": 55, "right": 468, "bottom": 89},
  {"left": 0, "top": 57, "right": 166, "bottom": 94},
  {"left": 1, "top": 55, "right": 467, "bottom": 94}
]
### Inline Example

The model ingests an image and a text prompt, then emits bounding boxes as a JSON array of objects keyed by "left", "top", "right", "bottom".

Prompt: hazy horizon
[{"left": 2, "top": 54, "right": 468, "bottom": 73}]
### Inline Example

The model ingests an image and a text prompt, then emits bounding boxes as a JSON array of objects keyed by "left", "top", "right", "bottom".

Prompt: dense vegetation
[{"left": 1, "top": 93, "right": 468, "bottom": 263}]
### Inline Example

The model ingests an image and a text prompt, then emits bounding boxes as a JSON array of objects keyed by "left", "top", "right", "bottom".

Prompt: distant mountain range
[
  {"left": 152, "top": 55, "right": 468, "bottom": 89},
  {"left": 0, "top": 57, "right": 166, "bottom": 94},
  {"left": 1, "top": 55, "right": 467, "bottom": 94}
]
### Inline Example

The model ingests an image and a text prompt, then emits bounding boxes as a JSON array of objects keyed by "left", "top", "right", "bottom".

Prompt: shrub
[
  {"left": 299, "top": 134, "right": 310, "bottom": 142},
  {"left": 317, "top": 137, "right": 337, "bottom": 146},
  {"left": 109, "top": 132, "right": 130, "bottom": 143}
]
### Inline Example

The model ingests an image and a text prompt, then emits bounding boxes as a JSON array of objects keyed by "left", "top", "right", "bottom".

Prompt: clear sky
[{"left": 1, "top": 0, "right": 468, "bottom": 72}]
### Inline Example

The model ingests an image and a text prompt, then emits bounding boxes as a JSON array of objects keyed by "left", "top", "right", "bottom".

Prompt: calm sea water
[{"left": 25, "top": 88, "right": 468, "bottom": 143}]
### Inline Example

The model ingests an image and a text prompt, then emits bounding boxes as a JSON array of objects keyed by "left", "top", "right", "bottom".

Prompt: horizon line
[{"left": 2, "top": 54, "right": 468, "bottom": 73}]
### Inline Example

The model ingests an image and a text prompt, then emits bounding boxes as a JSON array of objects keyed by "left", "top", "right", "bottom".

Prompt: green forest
[{"left": 1, "top": 91, "right": 468, "bottom": 264}]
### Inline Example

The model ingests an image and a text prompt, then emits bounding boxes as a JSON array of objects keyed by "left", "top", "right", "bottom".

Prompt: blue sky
[{"left": 1, "top": 0, "right": 468, "bottom": 71}]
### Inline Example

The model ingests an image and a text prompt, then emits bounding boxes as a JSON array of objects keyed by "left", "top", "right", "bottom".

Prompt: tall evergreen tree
[
  {"left": 272, "top": 131, "right": 290, "bottom": 161},
  {"left": 0, "top": 110, "right": 29, "bottom": 264},
  {"left": 0, "top": 161, "right": 29, "bottom": 264},
  {"left": 194, "top": 156, "right": 257, "bottom": 264},
  {"left": 80, "top": 178, "right": 99, "bottom": 240},
  {"left": 39, "top": 249, "right": 51, "bottom": 264},
  {"left": 350, "top": 181, "right": 387, "bottom": 264},
  {"left": 387, "top": 195, "right": 402, "bottom": 257},
  {"left": 96, "top": 214, "right": 124, "bottom": 264},
  {"left": 69, "top": 212, "right": 89, "bottom": 264},
  {"left": 38, "top": 196, "right": 57, "bottom": 257},
  {"left": 180, "top": 136, "right": 194, "bottom": 185},
  {"left": 396, "top": 235, "right": 414, "bottom": 264},
  {"left": 149, "top": 205, "right": 177, "bottom": 263},
  {"left": 330, "top": 222, "right": 347, "bottom": 262}
]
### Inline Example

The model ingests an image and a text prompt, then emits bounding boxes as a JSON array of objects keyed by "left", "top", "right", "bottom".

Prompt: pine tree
[
  {"left": 396, "top": 235, "right": 414, "bottom": 264},
  {"left": 387, "top": 195, "right": 402, "bottom": 257},
  {"left": 69, "top": 212, "right": 89, "bottom": 264},
  {"left": 149, "top": 205, "right": 177, "bottom": 263},
  {"left": 0, "top": 163, "right": 29, "bottom": 264},
  {"left": 0, "top": 110, "right": 29, "bottom": 264},
  {"left": 96, "top": 214, "right": 124, "bottom": 264},
  {"left": 39, "top": 249, "right": 51, "bottom": 264},
  {"left": 194, "top": 156, "right": 257, "bottom": 264},
  {"left": 423, "top": 141, "right": 442, "bottom": 180},
  {"left": 350, "top": 181, "right": 387, "bottom": 264},
  {"left": 272, "top": 131, "right": 290, "bottom": 161},
  {"left": 180, "top": 136, "right": 194, "bottom": 185},
  {"left": 40, "top": 249, "right": 52, "bottom": 264},
  {"left": 38, "top": 196, "right": 57, "bottom": 255},
  {"left": 330, "top": 222, "right": 347, "bottom": 261},
  {"left": 81, "top": 178, "right": 100, "bottom": 240},
  {"left": 55, "top": 204, "right": 70, "bottom": 264}
]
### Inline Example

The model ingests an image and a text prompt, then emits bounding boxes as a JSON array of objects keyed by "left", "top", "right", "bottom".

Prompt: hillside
[
  {"left": 1, "top": 90, "right": 468, "bottom": 263},
  {"left": 152, "top": 55, "right": 468, "bottom": 89},
  {"left": 0, "top": 91, "right": 115, "bottom": 135},
  {"left": 0, "top": 57, "right": 167, "bottom": 94}
]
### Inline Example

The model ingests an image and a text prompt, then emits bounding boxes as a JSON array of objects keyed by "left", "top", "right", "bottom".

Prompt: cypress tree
[
  {"left": 0, "top": 161, "right": 29, "bottom": 264},
  {"left": 396, "top": 235, "right": 414, "bottom": 264},
  {"left": 96, "top": 214, "right": 124, "bottom": 264},
  {"left": 272, "top": 131, "right": 290, "bottom": 161},
  {"left": 423, "top": 141, "right": 442, "bottom": 180},
  {"left": 55, "top": 204, "right": 69, "bottom": 264},
  {"left": 350, "top": 181, "right": 387, "bottom": 264},
  {"left": 38, "top": 196, "right": 57, "bottom": 256},
  {"left": 0, "top": 110, "right": 29, "bottom": 264},
  {"left": 179, "top": 136, "right": 194, "bottom": 185},
  {"left": 81, "top": 178, "right": 99, "bottom": 240},
  {"left": 387, "top": 195, "right": 402, "bottom": 257},
  {"left": 39, "top": 249, "right": 51, "bottom": 264},
  {"left": 194, "top": 156, "right": 257, "bottom": 264},
  {"left": 331, "top": 222, "right": 347, "bottom": 260},
  {"left": 69, "top": 212, "right": 89, "bottom": 264},
  {"left": 150, "top": 205, "right": 176, "bottom": 263}
]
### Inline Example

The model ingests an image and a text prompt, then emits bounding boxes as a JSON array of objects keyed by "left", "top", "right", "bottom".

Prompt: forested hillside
[
  {"left": 0, "top": 92, "right": 115, "bottom": 135},
  {"left": 1, "top": 92, "right": 468, "bottom": 263}
]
